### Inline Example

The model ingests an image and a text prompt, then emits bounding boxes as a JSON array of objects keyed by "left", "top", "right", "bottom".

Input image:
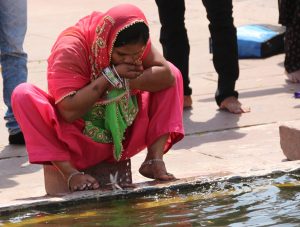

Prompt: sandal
[{"left": 139, "top": 159, "right": 176, "bottom": 181}]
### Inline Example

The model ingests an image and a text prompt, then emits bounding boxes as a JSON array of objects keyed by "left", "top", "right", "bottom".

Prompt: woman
[
  {"left": 12, "top": 4, "right": 184, "bottom": 192},
  {"left": 279, "top": 0, "right": 300, "bottom": 82}
]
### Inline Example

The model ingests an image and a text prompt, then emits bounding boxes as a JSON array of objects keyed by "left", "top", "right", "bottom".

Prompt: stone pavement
[{"left": 1, "top": 0, "right": 300, "bottom": 213}]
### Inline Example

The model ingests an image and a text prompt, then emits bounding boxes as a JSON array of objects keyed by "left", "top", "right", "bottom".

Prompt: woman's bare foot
[
  {"left": 51, "top": 161, "right": 100, "bottom": 192},
  {"left": 286, "top": 70, "right": 300, "bottom": 83},
  {"left": 139, "top": 159, "right": 176, "bottom": 181},
  {"left": 220, "top": 96, "right": 250, "bottom": 114},
  {"left": 68, "top": 172, "right": 100, "bottom": 192}
]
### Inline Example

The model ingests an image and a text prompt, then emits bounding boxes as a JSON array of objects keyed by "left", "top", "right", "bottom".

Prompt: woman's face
[{"left": 111, "top": 42, "right": 145, "bottom": 65}]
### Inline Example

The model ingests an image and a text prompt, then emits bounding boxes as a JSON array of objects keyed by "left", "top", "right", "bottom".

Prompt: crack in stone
[
  {"left": 0, "top": 155, "right": 26, "bottom": 160},
  {"left": 199, "top": 152, "right": 223, "bottom": 159},
  {"left": 185, "top": 122, "right": 277, "bottom": 136}
]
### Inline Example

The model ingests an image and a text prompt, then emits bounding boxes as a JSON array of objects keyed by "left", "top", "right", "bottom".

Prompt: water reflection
[{"left": 2, "top": 174, "right": 300, "bottom": 226}]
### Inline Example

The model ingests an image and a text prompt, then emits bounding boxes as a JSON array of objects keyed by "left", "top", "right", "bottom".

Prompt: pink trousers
[{"left": 12, "top": 64, "right": 184, "bottom": 170}]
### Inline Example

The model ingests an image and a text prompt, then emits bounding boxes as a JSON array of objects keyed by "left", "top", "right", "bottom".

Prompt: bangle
[
  {"left": 67, "top": 171, "right": 84, "bottom": 191},
  {"left": 102, "top": 66, "right": 123, "bottom": 88},
  {"left": 112, "top": 65, "right": 124, "bottom": 87}
]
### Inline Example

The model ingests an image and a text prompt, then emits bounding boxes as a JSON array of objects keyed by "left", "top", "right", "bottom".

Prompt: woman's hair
[{"left": 114, "top": 22, "right": 149, "bottom": 47}]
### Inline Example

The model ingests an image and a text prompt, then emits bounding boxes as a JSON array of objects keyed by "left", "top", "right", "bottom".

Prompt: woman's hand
[
  {"left": 114, "top": 63, "right": 144, "bottom": 79},
  {"left": 121, "top": 46, "right": 175, "bottom": 92}
]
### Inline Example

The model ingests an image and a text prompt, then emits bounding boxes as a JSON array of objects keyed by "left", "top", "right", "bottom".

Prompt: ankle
[{"left": 184, "top": 95, "right": 192, "bottom": 108}]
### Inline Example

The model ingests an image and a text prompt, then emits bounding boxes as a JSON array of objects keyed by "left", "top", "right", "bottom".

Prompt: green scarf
[{"left": 83, "top": 89, "right": 138, "bottom": 161}]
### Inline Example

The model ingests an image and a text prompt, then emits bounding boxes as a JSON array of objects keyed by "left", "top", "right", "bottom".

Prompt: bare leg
[
  {"left": 139, "top": 134, "right": 176, "bottom": 181},
  {"left": 52, "top": 161, "right": 100, "bottom": 192}
]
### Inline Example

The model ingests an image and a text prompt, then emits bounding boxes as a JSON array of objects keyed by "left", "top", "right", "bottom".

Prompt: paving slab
[{"left": 1, "top": 0, "right": 300, "bottom": 213}]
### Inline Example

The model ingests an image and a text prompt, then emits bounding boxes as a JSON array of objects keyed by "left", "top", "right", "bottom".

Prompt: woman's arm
[
  {"left": 123, "top": 46, "right": 175, "bottom": 92},
  {"left": 57, "top": 76, "right": 111, "bottom": 123},
  {"left": 57, "top": 45, "right": 173, "bottom": 122}
]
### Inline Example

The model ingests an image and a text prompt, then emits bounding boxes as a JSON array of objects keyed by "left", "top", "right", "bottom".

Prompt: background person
[
  {"left": 279, "top": 0, "right": 300, "bottom": 83},
  {"left": 155, "top": 0, "right": 250, "bottom": 114},
  {"left": 0, "top": 0, "right": 27, "bottom": 144}
]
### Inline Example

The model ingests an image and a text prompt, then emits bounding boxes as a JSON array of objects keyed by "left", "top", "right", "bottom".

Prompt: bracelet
[
  {"left": 112, "top": 65, "right": 124, "bottom": 87},
  {"left": 67, "top": 171, "right": 84, "bottom": 191},
  {"left": 102, "top": 66, "right": 123, "bottom": 88}
]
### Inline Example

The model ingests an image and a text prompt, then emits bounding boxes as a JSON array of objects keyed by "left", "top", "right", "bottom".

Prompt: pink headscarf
[{"left": 47, "top": 4, "right": 150, "bottom": 103}]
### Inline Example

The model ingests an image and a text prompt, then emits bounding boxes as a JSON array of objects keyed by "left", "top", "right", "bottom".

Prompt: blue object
[
  {"left": 294, "top": 92, "right": 300, "bottom": 98},
  {"left": 236, "top": 24, "right": 285, "bottom": 58}
]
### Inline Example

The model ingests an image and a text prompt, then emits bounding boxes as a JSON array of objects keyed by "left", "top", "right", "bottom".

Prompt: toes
[
  {"left": 240, "top": 106, "right": 251, "bottom": 113},
  {"left": 92, "top": 182, "right": 100, "bottom": 189},
  {"left": 79, "top": 184, "right": 87, "bottom": 190},
  {"left": 70, "top": 174, "right": 99, "bottom": 192},
  {"left": 159, "top": 172, "right": 176, "bottom": 181},
  {"left": 74, "top": 182, "right": 99, "bottom": 191}
]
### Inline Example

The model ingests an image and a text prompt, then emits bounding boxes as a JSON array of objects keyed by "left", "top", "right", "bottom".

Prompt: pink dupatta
[{"left": 47, "top": 4, "right": 150, "bottom": 103}]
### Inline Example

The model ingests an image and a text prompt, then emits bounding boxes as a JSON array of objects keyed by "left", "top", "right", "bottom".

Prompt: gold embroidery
[
  {"left": 90, "top": 17, "right": 146, "bottom": 81},
  {"left": 109, "top": 20, "right": 145, "bottom": 63},
  {"left": 91, "top": 17, "right": 116, "bottom": 80},
  {"left": 96, "top": 38, "right": 105, "bottom": 48},
  {"left": 83, "top": 94, "right": 138, "bottom": 147},
  {"left": 105, "top": 16, "right": 115, "bottom": 24}
]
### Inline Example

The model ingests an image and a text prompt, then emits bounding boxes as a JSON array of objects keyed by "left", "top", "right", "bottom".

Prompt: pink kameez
[{"left": 12, "top": 4, "right": 184, "bottom": 171}]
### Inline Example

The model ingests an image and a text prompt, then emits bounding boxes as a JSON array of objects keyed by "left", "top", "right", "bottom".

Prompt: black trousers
[
  {"left": 279, "top": 0, "right": 300, "bottom": 73},
  {"left": 155, "top": 0, "right": 239, "bottom": 106}
]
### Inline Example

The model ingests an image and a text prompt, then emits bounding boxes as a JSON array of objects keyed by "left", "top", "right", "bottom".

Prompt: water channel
[{"left": 1, "top": 173, "right": 300, "bottom": 226}]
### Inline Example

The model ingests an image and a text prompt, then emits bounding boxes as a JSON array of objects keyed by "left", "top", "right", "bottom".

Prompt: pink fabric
[
  {"left": 47, "top": 4, "right": 151, "bottom": 103},
  {"left": 11, "top": 4, "right": 184, "bottom": 170},
  {"left": 12, "top": 63, "right": 183, "bottom": 170}
]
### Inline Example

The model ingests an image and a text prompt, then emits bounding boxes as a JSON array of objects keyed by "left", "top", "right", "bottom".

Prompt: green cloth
[{"left": 83, "top": 89, "right": 138, "bottom": 161}]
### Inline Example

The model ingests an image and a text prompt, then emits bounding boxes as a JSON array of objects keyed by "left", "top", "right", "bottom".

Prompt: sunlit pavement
[{"left": 1, "top": 0, "right": 300, "bottom": 213}]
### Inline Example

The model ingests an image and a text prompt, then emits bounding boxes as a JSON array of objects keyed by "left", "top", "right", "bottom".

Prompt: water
[{"left": 1, "top": 173, "right": 300, "bottom": 226}]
